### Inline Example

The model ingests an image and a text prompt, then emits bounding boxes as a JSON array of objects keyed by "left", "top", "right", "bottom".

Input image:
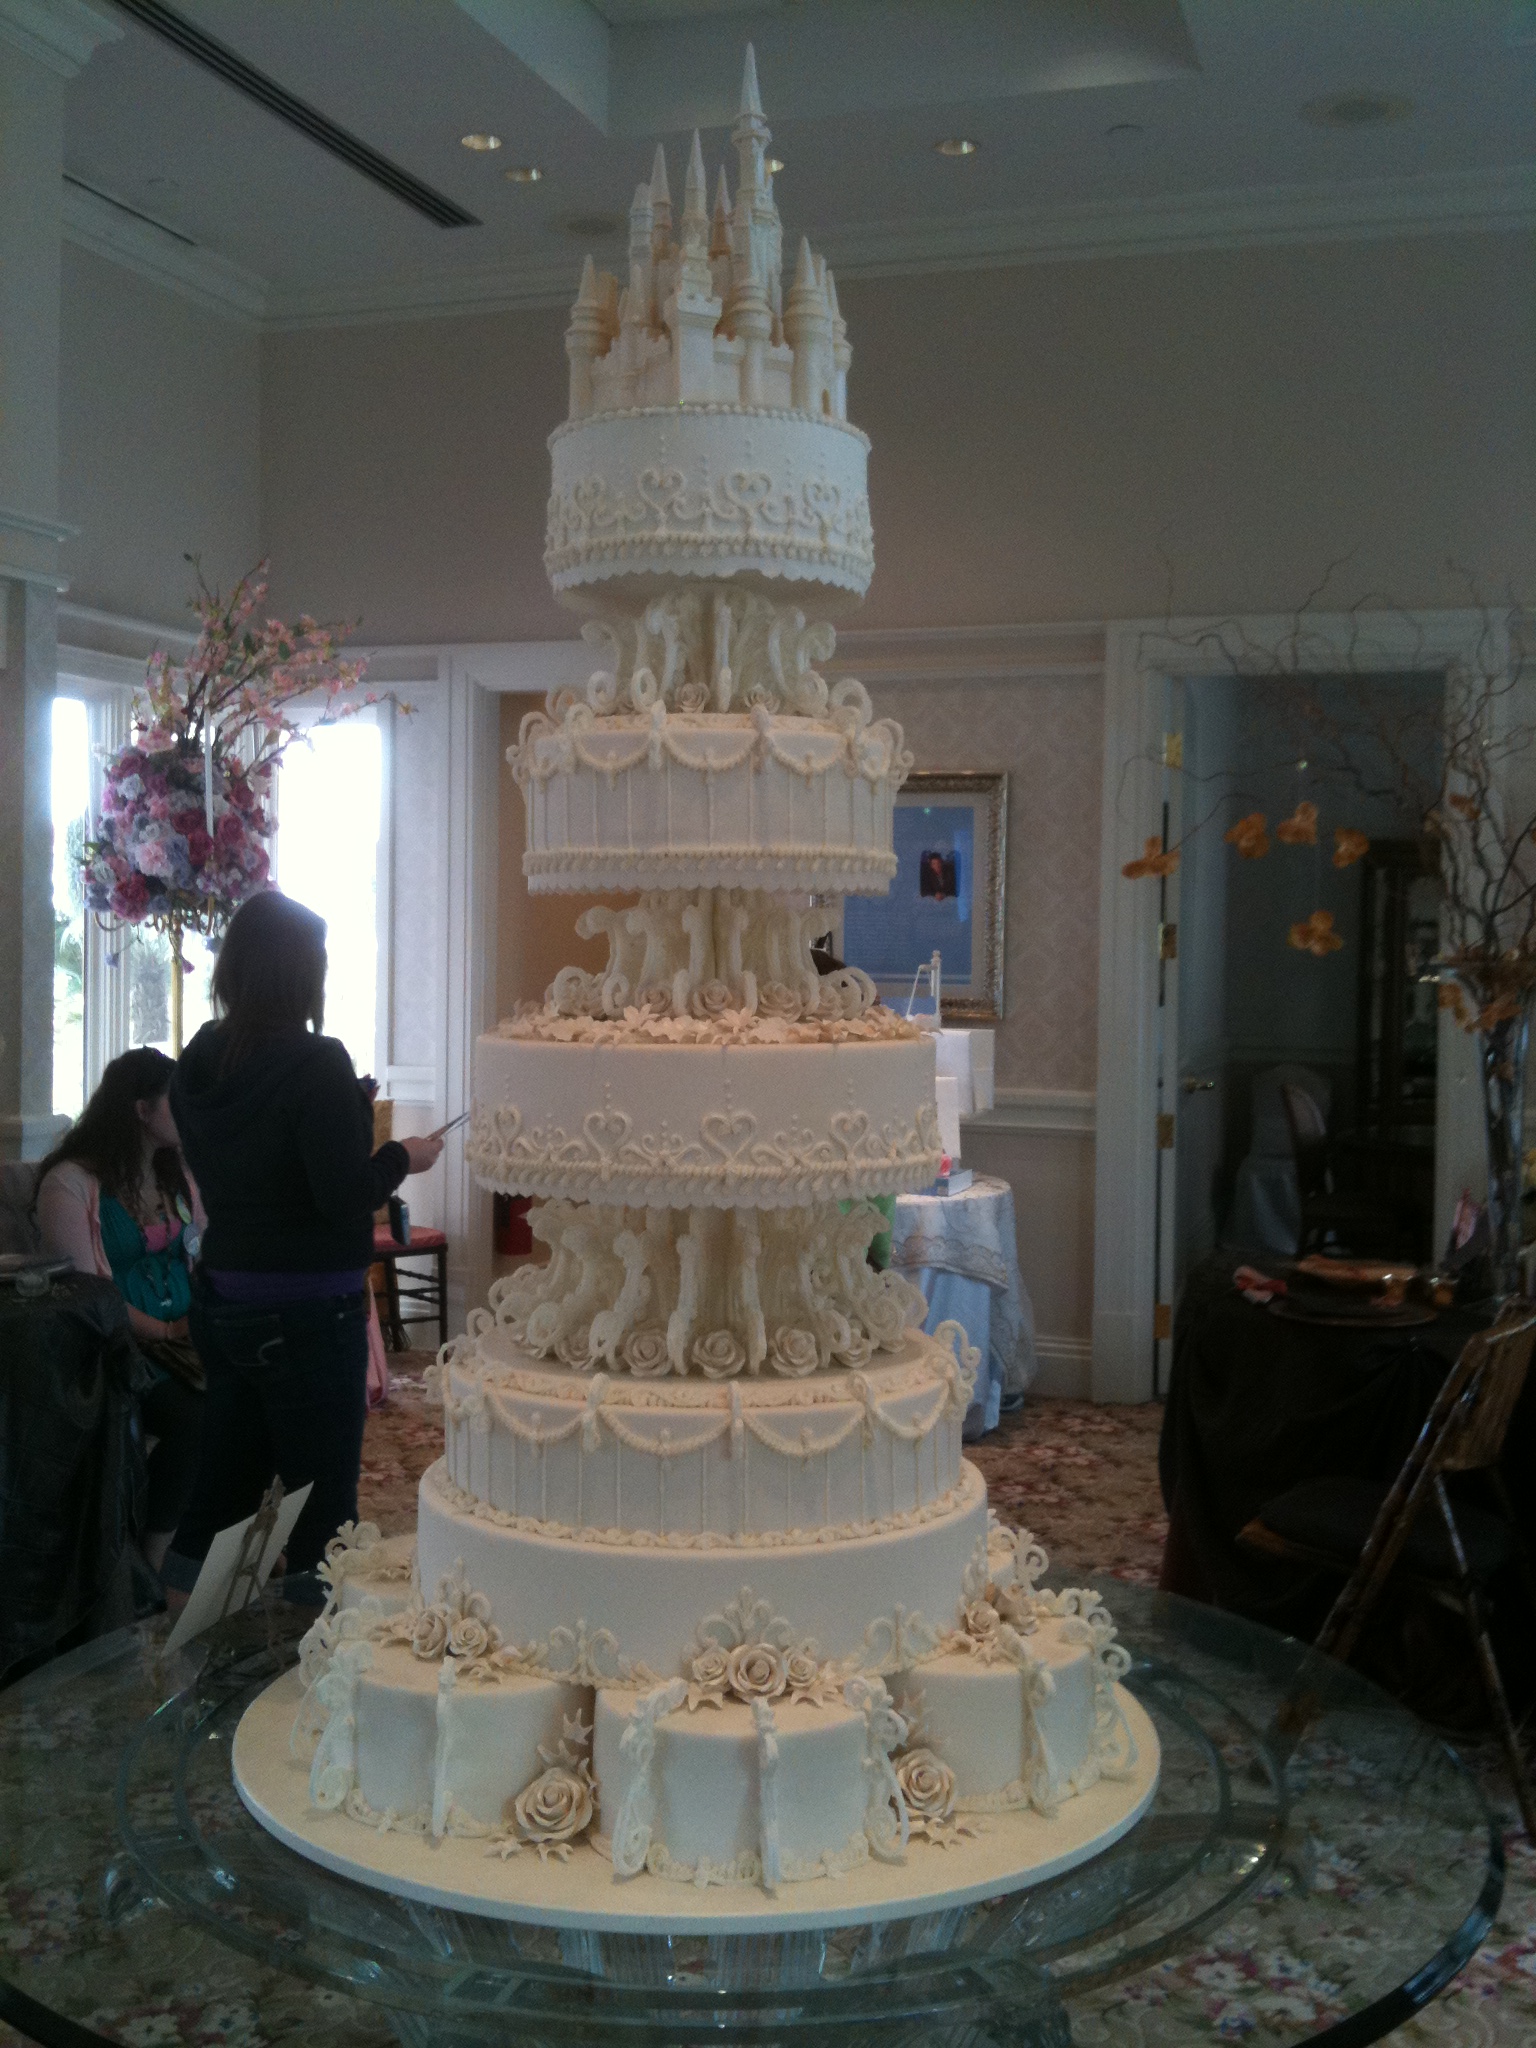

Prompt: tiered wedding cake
[{"left": 239, "top": 52, "right": 1153, "bottom": 1912}]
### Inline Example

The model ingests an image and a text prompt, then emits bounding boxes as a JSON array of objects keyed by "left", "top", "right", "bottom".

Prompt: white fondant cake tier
[
  {"left": 592, "top": 1689, "right": 872, "bottom": 1886},
  {"left": 440, "top": 1327, "right": 972, "bottom": 1543},
  {"left": 546, "top": 407, "right": 872, "bottom": 607},
  {"left": 467, "top": 1033, "right": 942, "bottom": 1210},
  {"left": 513, "top": 707, "right": 902, "bottom": 897},
  {"left": 415, "top": 1454, "right": 990, "bottom": 1680}
]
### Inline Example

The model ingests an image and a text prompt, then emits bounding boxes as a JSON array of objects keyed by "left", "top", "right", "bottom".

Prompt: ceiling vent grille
[{"left": 109, "top": 0, "right": 480, "bottom": 229}]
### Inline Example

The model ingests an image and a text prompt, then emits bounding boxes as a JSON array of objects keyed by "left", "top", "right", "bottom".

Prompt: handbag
[{"left": 136, "top": 1331, "right": 207, "bottom": 1393}]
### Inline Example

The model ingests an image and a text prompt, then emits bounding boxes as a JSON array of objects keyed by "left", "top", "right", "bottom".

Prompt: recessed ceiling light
[
  {"left": 560, "top": 212, "right": 625, "bottom": 240},
  {"left": 460, "top": 132, "right": 501, "bottom": 152},
  {"left": 1301, "top": 91, "right": 1413, "bottom": 129},
  {"left": 505, "top": 165, "right": 543, "bottom": 183},
  {"left": 766, "top": 156, "right": 784, "bottom": 175},
  {"left": 935, "top": 138, "right": 978, "bottom": 158}
]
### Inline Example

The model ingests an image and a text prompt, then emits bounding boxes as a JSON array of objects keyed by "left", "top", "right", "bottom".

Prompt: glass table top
[{"left": 0, "top": 1580, "right": 1500, "bottom": 2048}]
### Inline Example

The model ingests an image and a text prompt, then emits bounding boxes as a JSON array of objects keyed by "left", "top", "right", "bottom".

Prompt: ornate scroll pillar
[{"left": 0, "top": 0, "right": 120, "bottom": 1157}]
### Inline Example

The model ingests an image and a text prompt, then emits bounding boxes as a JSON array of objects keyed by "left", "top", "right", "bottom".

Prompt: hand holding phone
[{"left": 429, "top": 1109, "right": 472, "bottom": 1141}]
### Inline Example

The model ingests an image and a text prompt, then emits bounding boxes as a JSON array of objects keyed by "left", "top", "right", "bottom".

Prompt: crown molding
[
  {"left": 0, "top": 504, "right": 80, "bottom": 544},
  {"left": 69, "top": 158, "right": 1535, "bottom": 335},
  {"left": 259, "top": 160, "right": 1536, "bottom": 333},
  {"left": 61, "top": 180, "right": 268, "bottom": 324},
  {"left": 819, "top": 161, "right": 1536, "bottom": 282},
  {"left": 0, "top": 0, "right": 119, "bottom": 77}
]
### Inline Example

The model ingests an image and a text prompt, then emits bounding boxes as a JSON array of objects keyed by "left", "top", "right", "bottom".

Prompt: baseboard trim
[{"left": 1030, "top": 1335, "right": 1093, "bottom": 1399}]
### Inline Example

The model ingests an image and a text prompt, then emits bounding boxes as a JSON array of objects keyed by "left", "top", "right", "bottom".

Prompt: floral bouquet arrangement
[{"left": 80, "top": 560, "right": 373, "bottom": 1038}]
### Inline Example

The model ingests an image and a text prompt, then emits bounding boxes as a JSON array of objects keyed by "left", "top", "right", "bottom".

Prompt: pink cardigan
[{"left": 37, "top": 1159, "right": 207, "bottom": 1279}]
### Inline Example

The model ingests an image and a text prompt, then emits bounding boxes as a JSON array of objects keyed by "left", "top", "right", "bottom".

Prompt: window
[
  {"left": 51, "top": 696, "right": 90, "bottom": 1118},
  {"left": 274, "top": 718, "right": 384, "bottom": 1078}
]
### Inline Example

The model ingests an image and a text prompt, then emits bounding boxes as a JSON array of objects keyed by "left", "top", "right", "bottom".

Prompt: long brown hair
[
  {"left": 212, "top": 890, "right": 328, "bottom": 1070},
  {"left": 36, "top": 1046, "right": 190, "bottom": 1217}
]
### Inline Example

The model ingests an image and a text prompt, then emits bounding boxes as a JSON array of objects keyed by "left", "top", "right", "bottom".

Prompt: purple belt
[{"left": 206, "top": 1268, "right": 368, "bottom": 1305}]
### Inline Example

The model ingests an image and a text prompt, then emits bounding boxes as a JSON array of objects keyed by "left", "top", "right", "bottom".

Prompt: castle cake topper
[{"left": 562, "top": 46, "right": 849, "bottom": 422}]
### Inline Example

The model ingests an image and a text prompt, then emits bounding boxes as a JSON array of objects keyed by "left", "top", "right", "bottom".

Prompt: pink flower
[
  {"left": 135, "top": 841, "right": 172, "bottom": 878},
  {"left": 112, "top": 875, "right": 150, "bottom": 917},
  {"left": 186, "top": 827, "right": 213, "bottom": 867},
  {"left": 244, "top": 846, "right": 270, "bottom": 884},
  {"left": 215, "top": 812, "right": 245, "bottom": 850},
  {"left": 171, "top": 807, "right": 203, "bottom": 837},
  {"left": 148, "top": 796, "right": 171, "bottom": 821}
]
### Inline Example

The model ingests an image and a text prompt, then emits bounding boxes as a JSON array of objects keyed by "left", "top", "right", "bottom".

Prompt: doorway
[{"left": 1164, "top": 673, "right": 1444, "bottom": 1326}]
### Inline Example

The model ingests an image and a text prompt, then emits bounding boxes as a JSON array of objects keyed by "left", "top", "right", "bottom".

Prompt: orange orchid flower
[
  {"left": 1333, "top": 826, "right": 1370, "bottom": 868},
  {"left": 1448, "top": 793, "right": 1481, "bottom": 819},
  {"left": 1288, "top": 909, "right": 1344, "bottom": 957},
  {"left": 1225, "top": 812, "right": 1270, "bottom": 860},
  {"left": 1276, "top": 800, "right": 1318, "bottom": 846},
  {"left": 1439, "top": 983, "right": 1470, "bottom": 1024},
  {"left": 1122, "top": 836, "right": 1180, "bottom": 880}
]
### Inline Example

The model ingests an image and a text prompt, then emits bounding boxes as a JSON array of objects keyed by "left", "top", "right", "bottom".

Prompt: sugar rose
[
  {"left": 784, "top": 1647, "right": 823, "bottom": 1697},
  {"left": 962, "top": 1600, "right": 1002, "bottom": 1645},
  {"left": 690, "top": 1644, "right": 731, "bottom": 1694},
  {"left": 448, "top": 1615, "right": 493, "bottom": 1660},
  {"left": 621, "top": 1326, "right": 672, "bottom": 1377},
  {"left": 756, "top": 982, "right": 802, "bottom": 1020},
  {"left": 692, "top": 1330, "right": 746, "bottom": 1380},
  {"left": 767, "top": 1327, "right": 820, "bottom": 1378},
  {"left": 834, "top": 1331, "right": 874, "bottom": 1371},
  {"left": 688, "top": 979, "right": 736, "bottom": 1021},
  {"left": 411, "top": 1607, "right": 450, "bottom": 1660},
  {"left": 727, "top": 1643, "right": 788, "bottom": 1701},
  {"left": 895, "top": 1748, "right": 956, "bottom": 1820},
  {"left": 510, "top": 1765, "right": 594, "bottom": 1844},
  {"left": 555, "top": 1331, "right": 594, "bottom": 1371}
]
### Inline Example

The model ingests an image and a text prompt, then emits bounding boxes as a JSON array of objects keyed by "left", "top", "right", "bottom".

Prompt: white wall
[
  {"left": 58, "top": 245, "right": 261, "bottom": 623},
  {"left": 258, "top": 231, "right": 1536, "bottom": 641}
]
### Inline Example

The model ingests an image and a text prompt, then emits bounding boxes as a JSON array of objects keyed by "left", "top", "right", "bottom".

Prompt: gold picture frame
[{"left": 841, "top": 770, "right": 1008, "bottom": 1023}]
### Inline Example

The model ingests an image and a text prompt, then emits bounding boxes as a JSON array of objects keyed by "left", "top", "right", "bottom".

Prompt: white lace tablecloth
[{"left": 890, "top": 1174, "right": 1036, "bottom": 1437}]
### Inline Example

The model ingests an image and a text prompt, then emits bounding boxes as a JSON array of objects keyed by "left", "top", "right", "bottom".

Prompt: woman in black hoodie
[{"left": 163, "top": 891, "right": 442, "bottom": 1599}]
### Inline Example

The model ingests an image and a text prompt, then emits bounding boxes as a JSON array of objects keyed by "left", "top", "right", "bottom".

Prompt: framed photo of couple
[{"left": 840, "top": 770, "right": 1008, "bottom": 1023}]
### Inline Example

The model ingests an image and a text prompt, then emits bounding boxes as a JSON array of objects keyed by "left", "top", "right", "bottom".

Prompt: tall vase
[
  {"left": 168, "top": 914, "right": 185, "bottom": 1057},
  {"left": 1475, "top": 991, "right": 1533, "bottom": 1306}
]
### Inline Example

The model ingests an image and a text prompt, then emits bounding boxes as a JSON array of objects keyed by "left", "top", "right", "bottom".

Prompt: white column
[{"left": 0, "top": 0, "right": 121, "bottom": 1157}]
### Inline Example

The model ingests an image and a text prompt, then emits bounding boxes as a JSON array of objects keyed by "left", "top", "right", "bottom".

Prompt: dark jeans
[
  {"left": 162, "top": 1283, "right": 370, "bottom": 1593},
  {"left": 138, "top": 1374, "right": 204, "bottom": 1536}
]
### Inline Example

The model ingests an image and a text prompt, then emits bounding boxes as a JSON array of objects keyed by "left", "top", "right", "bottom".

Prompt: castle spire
[
  {"left": 681, "top": 129, "right": 708, "bottom": 248},
  {"left": 740, "top": 40, "right": 763, "bottom": 119}
]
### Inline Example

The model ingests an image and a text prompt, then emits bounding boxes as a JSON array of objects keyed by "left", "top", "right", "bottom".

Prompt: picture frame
[{"left": 840, "top": 770, "right": 1008, "bottom": 1023}]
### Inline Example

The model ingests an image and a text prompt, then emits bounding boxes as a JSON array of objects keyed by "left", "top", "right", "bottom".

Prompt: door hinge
[
  {"left": 1156, "top": 1112, "right": 1175, "bottom": 1149},
  {"left": 1159, "top": 921, "right": 1178, "bottom": 961},
  {"left": 1161, "top": 732, "right": 1184, "bottom": 770},
  {"left": 1153, "top": 1303, "right": 1173, "bottom": 1341}
]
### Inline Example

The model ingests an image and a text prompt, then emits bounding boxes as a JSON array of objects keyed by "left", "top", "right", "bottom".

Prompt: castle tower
[
  {"left": 783, "top": 235, "right": 833, "bottom": 414},
  {"left": 728, "top": 45, "right": 779, "bottom": 402},
  {"left": 826, "top": 266, "right": 851, "bottom": 422},
  {"left": 564, "top": 254, "right": 608, "bottom": 419},
  {"left": 709, "top": 165, "right": 734, "bottom": 319},
  {"left": 666, "top": 130, "right": 722, "bottom": 401}
]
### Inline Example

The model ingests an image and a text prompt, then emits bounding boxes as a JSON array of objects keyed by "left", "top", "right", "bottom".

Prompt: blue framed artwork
[{"left": 841, "top": 770, "right": 1007, "bottom": 1022}]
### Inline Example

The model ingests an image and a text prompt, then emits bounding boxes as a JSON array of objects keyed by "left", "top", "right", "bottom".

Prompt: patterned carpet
[{"left": 3, "top": 1372, "right": 1531, "bottom": 2045}]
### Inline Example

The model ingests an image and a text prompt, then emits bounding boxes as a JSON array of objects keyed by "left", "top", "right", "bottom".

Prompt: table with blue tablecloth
[{"left": 890, "top": 1174, "right": 1035, "bottom": 1438}]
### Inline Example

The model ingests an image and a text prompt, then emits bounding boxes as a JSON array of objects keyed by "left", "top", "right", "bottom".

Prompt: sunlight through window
[{"left": 275, "top": 719, "right": 383, "bottom": 1080}]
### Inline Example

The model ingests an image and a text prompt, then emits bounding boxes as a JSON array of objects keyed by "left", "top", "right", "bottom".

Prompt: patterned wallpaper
[{"left": 880, "top": 677, "right": 1104, "bottom": 1093}]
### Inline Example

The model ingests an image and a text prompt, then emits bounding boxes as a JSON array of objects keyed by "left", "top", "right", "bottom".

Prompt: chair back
[
  {"left": 1435, "top": 1304, "right": 1536, "bottom": 1474},
  {"left": 1281, "top": 1083, "right": 1331, "bottom": 1200}
]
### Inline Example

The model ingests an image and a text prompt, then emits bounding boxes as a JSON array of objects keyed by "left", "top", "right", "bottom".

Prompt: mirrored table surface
[{"left": 0, "top": 1582, "right": 1501, "bottom": 2047}]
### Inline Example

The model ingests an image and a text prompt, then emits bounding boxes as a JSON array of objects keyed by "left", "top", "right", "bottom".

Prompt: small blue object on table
[{"left": 890, "top": 1173, "right": 1035, "bottom": 1439}]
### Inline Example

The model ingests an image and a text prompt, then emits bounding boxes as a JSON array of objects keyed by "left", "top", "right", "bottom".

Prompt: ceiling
[{"left": 58, "top": 0, "right": 1536, "bottom": 328}]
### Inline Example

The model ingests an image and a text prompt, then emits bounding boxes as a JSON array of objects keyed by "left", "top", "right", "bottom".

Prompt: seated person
[{"left": 36, "top": 1047, "right": 207, "bottom": 1576}]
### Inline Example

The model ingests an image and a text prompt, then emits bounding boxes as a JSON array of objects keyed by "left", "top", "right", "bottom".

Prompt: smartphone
[{"left": 429, "top": 1109, "right": 472, "bottom": 1141}]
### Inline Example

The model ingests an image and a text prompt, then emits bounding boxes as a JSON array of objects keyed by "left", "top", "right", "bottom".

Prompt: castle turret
[
  {"left": 784, "top": 235, "right": 833, "bottom": 414},
  {"left": 710, "top": 166, "right": 734, "bottom": 318},
  {"left": 826, "top": 265, "right": 851, "bottom": 421},
  {"left": 666, "top": 130, "right": 722, "bottom": 401},
  {"left": 728, "top": 42, "right": 783, "bottom": 394},
  {"left": 565, "top": 254, "right": 608, "bottom": 419}
]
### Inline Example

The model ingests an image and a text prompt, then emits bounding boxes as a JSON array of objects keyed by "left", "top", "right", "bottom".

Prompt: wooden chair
[
  {"left": 372, "top": 1225, "right": 449, "bottom": 1353},
  {"left": 1239, "top": 1303, "right": 1536, "bottom": 1836},
  {"left": 1281, "top": 1081, "right": 1400, "bottom": 1256}
]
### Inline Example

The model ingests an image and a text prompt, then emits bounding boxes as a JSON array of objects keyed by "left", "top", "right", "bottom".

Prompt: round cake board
[{"left": 232, "top": 1667, "right": 1161, "bottom": 1935}]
